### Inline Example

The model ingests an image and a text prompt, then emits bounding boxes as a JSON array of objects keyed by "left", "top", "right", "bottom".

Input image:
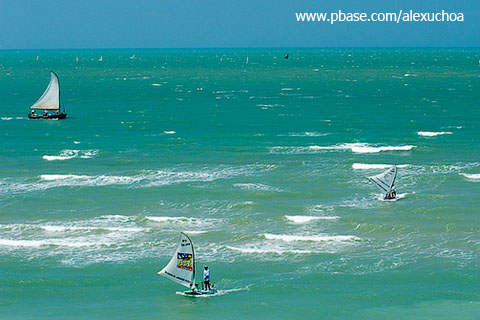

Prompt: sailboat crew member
[
  {"left": 391, "top": 186, "right": 397, "bottom": 198},
  {"left": 203, "top": 266, "right": 211, "bottom": 290}
]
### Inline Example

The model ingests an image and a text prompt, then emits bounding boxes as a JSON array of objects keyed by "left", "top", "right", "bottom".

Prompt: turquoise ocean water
[{"left": 0, "top": 49, "right": 479, "bottom": 319}]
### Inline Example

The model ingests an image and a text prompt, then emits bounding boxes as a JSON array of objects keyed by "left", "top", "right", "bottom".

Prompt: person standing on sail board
[{"left": 203, "top": 266, "right": 211, "bottom": 290}]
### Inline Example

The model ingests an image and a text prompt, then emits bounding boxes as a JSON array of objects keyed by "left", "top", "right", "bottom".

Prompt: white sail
[
  {"left": 30, "top": 72, "right": 60, "bottom": 112},
  {"left": 367, "top": 166, "right": 397, "bottom": 196},
  {"left": 157, "top": 232, "right": 195, "bottom": 288}
]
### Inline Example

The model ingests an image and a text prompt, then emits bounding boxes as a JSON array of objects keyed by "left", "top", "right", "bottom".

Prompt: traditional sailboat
[
  {"left": 157, "top": 232, "right": 217, "bottom": 296},
  {"left": 367, "top": 165, "right": 397, "bottom": 200},
  {"left": 28, "top": 71, "right": 67, "bottom": 119}
]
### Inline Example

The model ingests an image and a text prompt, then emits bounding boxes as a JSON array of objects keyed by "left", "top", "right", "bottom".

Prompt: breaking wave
[
  {"left": 270, "top": 143, "right": 415, "bottom": 154},
  {"left": 1, "top": 165, "right": 274, "bottom": 195},
  {"left": 352, "top": 163, "right": 410, "bottom": 170},
  {"left": 0, "top": 239, "right": 113, "bottom": 248},
  {"left": 417, "top": 131, "right": 453, "bottom": 137},
  {"left": 460, "top": 173, "right": 480, "bottom": 181},
  {"left": 42, "top": 150, "right": 98, "bottom": 161},
  {"left": 233, "top": 183, "right": 283, "bottom": 192},
  {"left": 226, "top": 246, "right": 312, "bottom": 255},
  {"left": 264, "top": 233, "right": 360, "bottom": 242},
  {"left": 285, "top": 215, "right": 339, "bottom": 223}
]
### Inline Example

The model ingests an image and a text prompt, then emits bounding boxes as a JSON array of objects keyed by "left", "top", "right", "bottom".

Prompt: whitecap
[
  {"left": 233, "top": 183, "right": 282, "bottom": 192},
  {"left": 285, "top": 215, "right": 339, "bottom": 223},
  {"left": 0, "top": 239, "right": 113, "bottom": 248},
  {"left": 270, "top": 143, "right": 415, "bottom": 154},
  {"left": 145, "top": 216, "right": 193, "bottom": 223},
  {"left": 349, "top": 144, "right": 415, "bottom": 154},
  {"left": 39, "top": 174, "right": 136, "bottom": 186},
  {"left": 42, "top": 150, "right": 98, "bottom": 161},
  {"left": 1, "top": 117, "right": 13, "bottom": 120},
  {"left": 460, "top": 173, "right": 480, "bottom": 181},
  {"left": 417, "top": 131, "right": 453, "bottom": 137},
  {"left": 286, "top": 132, "right": 329, "bottom": 137},
  {"left": 226, "top": 246, "right": 312, "bottom": 255},
  {"left": 352, "top": 163, "right": 409, "bottom": 170},
  {"left": 40, "top": 225, "right": 144, "bottom": 233},
  {"left": 264, "top": 233, "right": 360, "bottom": 242}
]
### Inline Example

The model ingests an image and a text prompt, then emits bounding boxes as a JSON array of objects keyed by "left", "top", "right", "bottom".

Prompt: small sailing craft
[
  {"left": 158, "top": 232, "right": 217, "bottom": 296},
  {"left": 367, "top": 165, "right": 398, "bottom": 200},
  {"left": 28, "top": 71, "right": 67, "bottom": 119}
]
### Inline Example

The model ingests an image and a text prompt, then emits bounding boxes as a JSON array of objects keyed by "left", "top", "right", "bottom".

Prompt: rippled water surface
[{"left": 1, "top": 49, "right": 479, "bottom": 319}]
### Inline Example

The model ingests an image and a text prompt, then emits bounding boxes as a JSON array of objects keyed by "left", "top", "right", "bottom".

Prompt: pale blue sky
[{"left": 0, "top": 0, "right": 478, "bottom": 49}]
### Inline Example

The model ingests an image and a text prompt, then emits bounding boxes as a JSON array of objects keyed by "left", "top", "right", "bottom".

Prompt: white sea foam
[
  {"left": 349, "top": 145, "right": 415, "bottom": 154},
  {"left": 417, "top": 131, "right": 453, "bottom": 137},
  {"left": 27, "top": 165, "right": 268, "bottom": 191},
  {"left": 0, "top": 239, "right": 113, "bottom": 248},
  {"left": 1, "top": 117, "right": 13, "bottom": 120},
  {"left": 145, "top": 216, "right": 193, "bottom": 223},
  {"left": 270, "top": 143, "right": 415, "bottom": 154},
  {"left": 79, "top": 150, "right": 98, "bottom": 158},
  {"left": 286, "top": 132, "right": 329, "bottom": 137},
  {"left": 182, "top": 230, "right": 208, "bottom": 235},
  {"left": 144, "top": 216, "right": 216, "bottom": 230},
  {"left": 176, "top": 287, "right": 249, "bottom": 297},
  {"left": 264, "top": 233, "right": 359, "bottom": 242},
  {"left": 307, "top": 204, "right": 335, "bottom": 213},
  {"left": 40, "top": 225, "right": 144, "bottom": 233},
  {"left": 378, "top": 193, "right": 408, "bottom": 201},
  {"left": 39, "top": 174, "right": 136, "bottom": 186},
  {"left": 285, "top": 215, "right": 339, "bottom": 223},
  {"left": 226, "top": 246, "right": 312, "bottom": 255},
  {"left": 233, "top": 183, "right": 282, "bottom": 192},
  {"left": 164, "top": 130, "right": 176, "bottom": 134},
  {"left": 152, "top": 83, "right": 162, "bottom": 86},
  {"left": 73, "top": 141, "right": 81, "bottom": 144},
  {"left": 460, "top": 173, "right": 480, "bottom": 180},
  {"left": 98, "top": 215, "right": 132, "bottom": 223},
  {"left": 42, "top": 150, "right": 98, "bottom": 161},
  {"left": 352, "top": 163, "right": 409, "bottom": 170}
]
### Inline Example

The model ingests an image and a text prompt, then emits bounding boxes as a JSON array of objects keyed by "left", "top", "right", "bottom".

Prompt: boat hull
[
  {"left": 28, "top": 113, "right": 67, "bottom": 120},
  {"left": 183, "top": 288, "right": 218, "bottom": 296}
]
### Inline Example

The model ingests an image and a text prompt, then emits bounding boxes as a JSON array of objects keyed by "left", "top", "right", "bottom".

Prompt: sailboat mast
[
  {"left": 54, "top": 71, "right": 64, "bottom": 114},
  {"left": 191, "top": 237, "right": 196, "bottom": 289},
  {"left": 181, "top": 232, "right": 196, "bottom": 289}
]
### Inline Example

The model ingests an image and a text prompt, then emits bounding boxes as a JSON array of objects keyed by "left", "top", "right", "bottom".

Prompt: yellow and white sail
[
  {"left": 157, "top": 232, "right": 195, "bottom": 288},
  {"left": 30, "top": 72, "right": 60, "bottom": 112}
]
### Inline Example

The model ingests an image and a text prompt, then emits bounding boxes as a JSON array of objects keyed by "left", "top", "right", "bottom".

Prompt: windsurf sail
[
  {"left": 30, "top": 72, "right": 61, "bottom": 112},
  {"left": 157, "top": 232, "right": 196, "bottom": 288},
  {"left": 367, "top": 165, "right": 397, "bottom": 197}
]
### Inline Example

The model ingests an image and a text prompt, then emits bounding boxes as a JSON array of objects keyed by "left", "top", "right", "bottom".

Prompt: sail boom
[{"left": 30, "top": 105, "right": 60, "bottom": 111}]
